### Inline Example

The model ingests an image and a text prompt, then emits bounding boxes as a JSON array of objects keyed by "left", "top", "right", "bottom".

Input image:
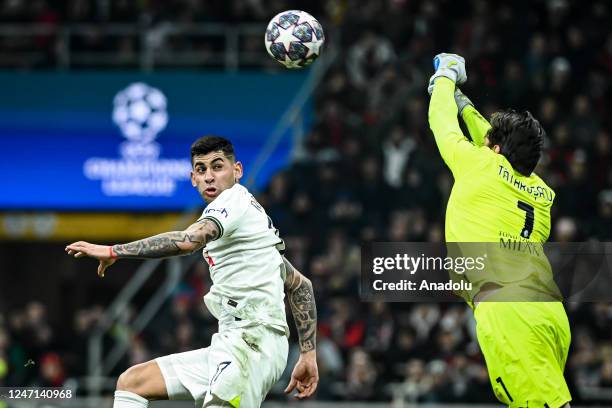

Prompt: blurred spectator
[
  {"left": 394, "top": 358, "right": 430, "bottom": 403},
  {"left": 342, "top": 348, "right": 381, "bottom": 401},
  {"left": 346, "top": 31, "right": 396, "bottom": 90},
  {"left": 382, "top": 125, "right": 415, "bottom": 188},
  {"left": 363, "top": 302, "right": 394, "bottom": 354},
  {"left": 35, "top": 352, "right": 65, "bottom": 387},
  {"left": 554, "top": 216, "right": 578, "bottom": 242}
]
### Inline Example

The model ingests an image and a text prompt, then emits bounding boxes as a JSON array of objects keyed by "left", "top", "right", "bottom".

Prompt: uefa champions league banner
[{"left": 0, "top": 72, "right": 310, "bottom": 210}]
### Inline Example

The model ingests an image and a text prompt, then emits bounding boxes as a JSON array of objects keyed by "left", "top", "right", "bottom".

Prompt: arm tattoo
[
  {"left": 283, "top": 257, "right": 317, "bottom": 353},
  {"left": 113, "top": 219, "right": 219, "bottom": 259}
]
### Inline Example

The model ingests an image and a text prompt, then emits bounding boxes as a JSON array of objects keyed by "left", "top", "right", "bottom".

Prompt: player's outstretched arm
[
  {"left": 455, "top": 87, "right": 491, "bottom": 147},
  {"left": 112, "top": 218, "right": 218, "bottom": 258},
  {"left": 282, "top": 256, "right": 319, "bottom": 399},
  {"left": 65, "top": 218, "right": 219, "bottom": 277}
]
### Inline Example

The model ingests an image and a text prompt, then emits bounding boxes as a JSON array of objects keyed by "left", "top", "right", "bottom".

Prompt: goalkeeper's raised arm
[
  {"left": 428, "top": 53, "right": 490, "bottom": 178},
  {"left": 427, "top": 54, "right": 491, "bottom": 148}
]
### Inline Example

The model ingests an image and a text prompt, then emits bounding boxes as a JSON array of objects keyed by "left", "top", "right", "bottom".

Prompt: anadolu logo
[{"left": 83, "top": 82, "right": 191, "bottom": 197}]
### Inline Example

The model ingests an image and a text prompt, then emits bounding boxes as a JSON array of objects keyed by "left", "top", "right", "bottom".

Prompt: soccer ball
[
  {"left": 112, "top": 82, "right": 168, "bottom": 144},
  {"left": 264, "top": 10, "right": 325, "bottom": 69}
]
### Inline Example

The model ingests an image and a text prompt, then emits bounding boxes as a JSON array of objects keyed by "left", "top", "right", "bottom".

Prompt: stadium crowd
[{"left": 1, "top": 0, "right": 612, "bottom": 404}]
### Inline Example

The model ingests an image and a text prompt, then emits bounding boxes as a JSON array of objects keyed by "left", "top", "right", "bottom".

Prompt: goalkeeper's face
[{"left": 191, "top": 151, "right": 243, "bottom": 203}]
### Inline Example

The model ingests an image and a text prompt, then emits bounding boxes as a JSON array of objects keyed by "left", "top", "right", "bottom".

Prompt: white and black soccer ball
[
  {"left": 112, "top": 82, "right": 168, "bottom": 144},
  {"left": 265, "top": 10, "right": 325, "bottom": 69}
]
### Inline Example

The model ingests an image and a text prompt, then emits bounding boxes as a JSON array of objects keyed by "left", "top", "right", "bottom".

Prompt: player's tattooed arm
[
  {"left": 283, "top": 256, "right": 317, "bottom": 353},
  {"left": 113, "top": 219, "right": 219, "bottom": 259}
]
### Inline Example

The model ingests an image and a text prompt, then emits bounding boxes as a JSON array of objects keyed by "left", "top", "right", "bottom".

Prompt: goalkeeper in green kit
[{"left": 427, "top": 53, "right": 571, "bottom": 407}]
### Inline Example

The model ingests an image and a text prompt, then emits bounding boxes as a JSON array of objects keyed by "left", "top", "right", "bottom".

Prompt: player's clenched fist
[
  {"left": 65, "top": 241, "right": 116, "bottom": 277},
  {"left": 427, "top": 52, "right": 467, "bottom": 95}
]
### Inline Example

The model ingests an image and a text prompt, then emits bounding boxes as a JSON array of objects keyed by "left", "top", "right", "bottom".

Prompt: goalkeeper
[{"left": 427, "top": 53, "right": 571, "bottom": 408}]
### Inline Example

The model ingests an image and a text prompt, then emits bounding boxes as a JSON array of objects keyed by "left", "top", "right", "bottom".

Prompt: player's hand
[
  {"left": 284, "top": 350, "right": 319, "bottom": 399},
  {"left": 65, "top": 241, "right": 116, "bottom": 278},
  {"left": 428, "top": 53, "right": 467, "bottom": 94}
]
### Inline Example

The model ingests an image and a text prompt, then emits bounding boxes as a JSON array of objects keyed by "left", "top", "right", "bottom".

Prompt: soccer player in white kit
[{"left": 66, "top": 136, "right": 319, "bottom": 407}]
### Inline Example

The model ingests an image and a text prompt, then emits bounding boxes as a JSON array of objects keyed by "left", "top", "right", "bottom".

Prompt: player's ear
[
  {"left": 190, "top": 169, "right": 197, "bottom": 187},
  {"left": 234, "top": 161, "right": 243, "bottom": 182},
  {"left": 493, "top": 145, "right": 501, "bottom": 154}
]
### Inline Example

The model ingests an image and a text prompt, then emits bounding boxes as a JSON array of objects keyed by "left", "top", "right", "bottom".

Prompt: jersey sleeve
[
  {"left": 428, "top": 77, "right": 485, "bottom": 177},
  {"left": 461, "top": 104, "right": 491, "bottom": 147},
  {"left": 199, "top": 186, "right": 249, "bottom": 239}
]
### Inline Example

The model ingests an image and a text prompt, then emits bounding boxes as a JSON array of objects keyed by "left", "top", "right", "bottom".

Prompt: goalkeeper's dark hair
[
  {"left": 487, "top": 110, "right": 544, "bottom": 176},
  {"left": 190, "top": 135, "right": 235, "bottom": 163}
]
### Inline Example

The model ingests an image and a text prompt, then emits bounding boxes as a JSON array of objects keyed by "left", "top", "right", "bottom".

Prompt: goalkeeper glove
[
  {"left": 453, "top": 87, "right": 473, "bottom": 115},
  {"left": 427, "top": 53, "right": 467, "bottom": 95}
]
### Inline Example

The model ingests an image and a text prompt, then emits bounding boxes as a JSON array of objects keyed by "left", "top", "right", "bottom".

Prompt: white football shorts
[{"left": 155, "top": 323, "right": 288, "bottom": 407}]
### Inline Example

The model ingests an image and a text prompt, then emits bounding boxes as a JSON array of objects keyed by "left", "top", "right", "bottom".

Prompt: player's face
[{"left": 191, "top": 152, "right": 243, "bottom": 202}]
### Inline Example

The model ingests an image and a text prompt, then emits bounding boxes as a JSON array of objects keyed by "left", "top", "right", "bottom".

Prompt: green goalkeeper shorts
[{"left": 475, "top": 301, "right": 571, "bottom": 408}]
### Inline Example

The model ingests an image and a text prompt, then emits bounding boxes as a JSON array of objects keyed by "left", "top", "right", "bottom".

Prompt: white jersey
[{"left": 199, "top": 183, "right": 288, "bottom": 335}]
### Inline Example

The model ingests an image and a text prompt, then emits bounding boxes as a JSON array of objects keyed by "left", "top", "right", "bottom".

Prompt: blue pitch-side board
[{"left": 0, "top": 71, "right": 310, "bottom": 211}]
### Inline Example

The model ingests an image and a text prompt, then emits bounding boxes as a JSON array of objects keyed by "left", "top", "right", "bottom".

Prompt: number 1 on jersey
[{"left": 517, "top": 200, "right": 535, "bottom": 239}]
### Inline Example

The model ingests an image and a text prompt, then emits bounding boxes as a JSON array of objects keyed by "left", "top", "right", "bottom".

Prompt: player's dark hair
[
  {"left": 487, "top": 110, "right": 544, "bottom": 176},
  {"left": 190, "top": 136, "right": 235, "bottom": 163}
]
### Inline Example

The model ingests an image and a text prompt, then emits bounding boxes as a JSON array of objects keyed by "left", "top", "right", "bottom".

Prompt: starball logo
[
  {"left": 112, "top": 82, "right": 168, "bottom": 144},
  {"left": 82, "top": 83, "right": 191, "bottom": 197}
]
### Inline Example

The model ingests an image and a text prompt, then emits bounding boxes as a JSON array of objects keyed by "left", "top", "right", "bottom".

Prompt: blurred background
[{"left": 0, "top": 0, "right": 611, "bottom": 406}]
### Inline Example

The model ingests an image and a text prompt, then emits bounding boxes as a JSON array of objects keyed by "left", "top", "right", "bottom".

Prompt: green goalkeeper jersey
[{"left": 429, "top": 77, "right": 559, "bottom": 303}]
